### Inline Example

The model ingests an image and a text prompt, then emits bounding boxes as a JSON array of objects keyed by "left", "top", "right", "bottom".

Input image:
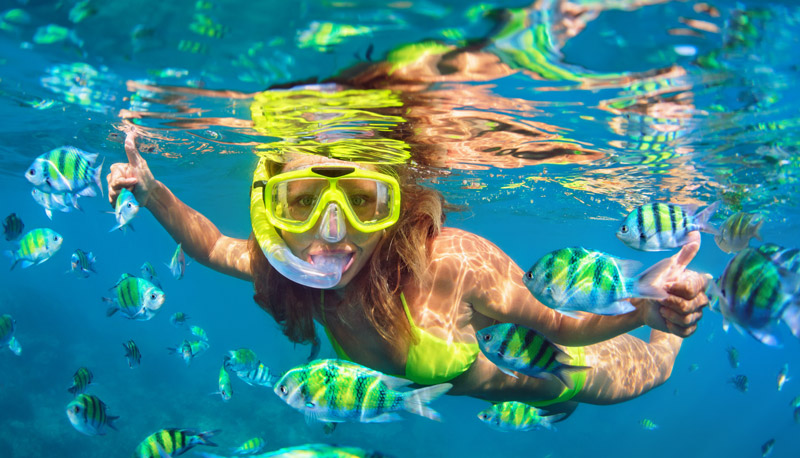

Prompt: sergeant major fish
[
  {"left": 477, "top": 401, "right": 564, "bottom": 432},
  {"left": 274, "top": 359, "right": 452, "bottom": 423},
  {"left": 31, "top": 188, "right": 79, "bottom": 219},
  {"left": 66, "top": 393, "right": 119, "bottom": 435},
  {"left": 109, "top": 188, "right": 139, "bottom": 232},
  {"left": 524, "top": 247, "right": 669, "bottom": 317},
  {"left": 708, "top": 248, "right": 800, "bottom": 346},
  {"left": 103, "top": 274, "right": 165, "bottom": 321},
  {"left": 223, "top": 348, "right": 259, "bottom": 373},
  {"left": 25, "top": 145, "right": 102, "bottom": 196},
  {"left": 5, "top": 228, "right": 63, "bottom": 270},
  {"left": 236, "top": 362, "right": 277, "bottom": 388},
  {"left": 639, "top": 418, "right": 659, "bottom": 430},
  {"left": 230, "top": 437, "right": 266, "bottom": 455},
  {"left": 729, "top": 374, "right": 749, "bottom": 393},
  {"left": 67, "top": 367, "right": 93, "bottom": 395},
  {"left": 190, "top": 325, "right": 208, "bottom": 342},
  {"left": 758, "top": 243, "right": 800, "bottom": 273},
  {"left": 168, "top": 243, "right": 185, "bottom": 279},
  {"left": 124, "top": 339, "right": 142, "bottom": 368},
  {"left": 0, "top": 314, "right": 21, "bottom": 356},
  {"left": 140, "top": 261, "right": 162, "bottom": 288},
  {"left": 714, "top": 211, "right": 764, "bottom": 253},
  {"left": 69, "top": 249, "right": 96, "bottom": 278},
  {"left": 169, "top": 311, "right": 189, "bottom": 327},
  {"left": 213, "top": 365, "right": 232, "bottom": 402},
  {"left": 131, "top": 428, "right": 218, "bottom": 457},
  {"left": 777, "top": 364, "right": 790, "bottom": 391},
  {"left": 3, "top": 213, "right": 23, "bottom": 241},
  {"left": 168, "top": 339, "right": 209, "bottom": 366},
  {"left": 617, "top": 202, "right": 719, "bottom": 251},
  {"left": 476, "top": 323, "right": 589, "bottom": 388}
]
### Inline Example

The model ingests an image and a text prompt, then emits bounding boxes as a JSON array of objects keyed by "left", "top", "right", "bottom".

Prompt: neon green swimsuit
[{"left": 321, "top": 292, "right": 586, "bottom": 406}]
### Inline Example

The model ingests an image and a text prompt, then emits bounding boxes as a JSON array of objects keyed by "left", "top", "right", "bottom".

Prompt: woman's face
[{"left": 278, "top": 157, "right": 387, "bottom": 289}]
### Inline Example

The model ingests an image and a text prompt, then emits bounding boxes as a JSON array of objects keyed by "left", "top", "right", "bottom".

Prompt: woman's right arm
[{"left": 107, "top": 130, "right": 252, "bottom": 281}]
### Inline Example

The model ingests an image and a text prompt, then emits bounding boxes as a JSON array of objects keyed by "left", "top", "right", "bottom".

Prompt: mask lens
[
  {"left": 271, "top": 178, "right": 328, "bottom": 224},
  {"left": 338, "top": 178, "right": 393, "bottom": 225}
]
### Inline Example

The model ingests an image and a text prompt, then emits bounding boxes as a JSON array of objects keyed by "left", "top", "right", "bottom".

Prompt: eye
[
  {"left": 349, "top": 195, "right": 368, "bottom": 207},
  {"left": 150, "top": 294, "right": 156, "bottom": 300},
  {"left": 53, "top": 235, "right": 60, "bottom": 241},
  {"left": 279, "top": 385, "right": 288, "bottom": 395},
  {"left": 297, "top": 195, "right": 315, "bottom": 207},
  {"left": 482, "top": 334, "right": 492, "bottom": 342},
  {"left": 620, "top": 225, "right": 628, "bottom": 234},
  {"left": 479, "top": 413, "right": 488, "bottom": 420},
  {"left": 126, "top": 203, "right": 133, "bottom": 208},
  {"left": 72, "top": 406, "right": 80, "bottom": 413},
  {"left": 525, "top": 271, "right": 533, "bottom": 279},
  {"left": 28, "top": 169, "right": 35, "bottom": 175}
]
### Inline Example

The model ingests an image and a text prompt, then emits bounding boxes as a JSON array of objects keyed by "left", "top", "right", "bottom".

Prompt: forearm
[
  {"left": 146, "top": 180, "right": 252, "bottom": 280},
  {"left": 549, "top": 309, "right": 644, "bottom": 347}
]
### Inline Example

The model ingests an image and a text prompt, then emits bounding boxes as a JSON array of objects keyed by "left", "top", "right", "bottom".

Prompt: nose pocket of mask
[{"left": 319, "top": 203, "right": 346, "bottom": 243}]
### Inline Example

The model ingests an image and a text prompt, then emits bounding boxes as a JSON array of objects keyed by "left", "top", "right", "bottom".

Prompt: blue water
[{"left": 2, "top": 0, "right": 800, "bottom": 457}]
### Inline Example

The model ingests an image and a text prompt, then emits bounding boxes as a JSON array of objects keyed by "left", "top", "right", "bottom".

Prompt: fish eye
[
  {"left": 28, "top": 169, "right": 35, "bottom": 176},
  {"left": 126, "top": 203, "right": 133, "bottom": 208},
  {"left": 525, "top": 271, "right": 533, "bottom": 279},
  {"left": 150, "top": 293, "right": 156, "bottom": 300},
  {"left": 482, "top": 334, "right": 492, "bottom": 342},
  {"left": 53, "top": 235, "right": 60, "bottom": 241},
  {"left": 279, "top": 385, "right": 288, "bottom": 395},
  {"left": 479, "top": 413, "right": 488, "bottom": 420},
  {"left": 620, "top": 225, "right": 628, "bottom": 234},
  {"left": 72, "top": 406, "right": 80, "bottom": 413}
]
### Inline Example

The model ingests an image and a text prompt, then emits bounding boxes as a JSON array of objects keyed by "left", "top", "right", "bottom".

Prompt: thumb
[
  {"left": 673, "top": 232, "right": 701, "bottom": 269},
  {"left": 124, "top": 129, "right": 145, "bottom": 167}
]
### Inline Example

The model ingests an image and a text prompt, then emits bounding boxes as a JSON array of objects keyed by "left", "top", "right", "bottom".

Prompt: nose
[{"left": 318, "top": 202, "right": 346, "bottom": 243}]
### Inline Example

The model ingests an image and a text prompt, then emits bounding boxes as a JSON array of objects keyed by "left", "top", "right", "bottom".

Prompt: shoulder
[{"left": 429, "top": 227, "right": 509, "bottom": 267}]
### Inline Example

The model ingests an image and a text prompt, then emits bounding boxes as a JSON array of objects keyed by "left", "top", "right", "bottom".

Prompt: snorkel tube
[{"left": 250, "top": 157, "right": 341, "bottom": 289}]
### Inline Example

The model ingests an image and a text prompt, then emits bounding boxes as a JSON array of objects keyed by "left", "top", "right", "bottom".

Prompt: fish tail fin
[
  {"left": 753, "top": 218, "right": 764, "bottom": 241},
  {"left": 694, "top": 200, "right": 720, "bottom": 235},
  {"left": 107, "top": 415, "right": 119, "bottom": 431},
  {"left": 552, "top": 364, "right": 591, "bottom": 390},
  {"left": 782, "top": 302, "right": 800, "bottom": 340},
  {"left": 540, "top": 412, "right": 567, "bottom": 430},
  {"left": 4, "top": 250, "right": 18, "bottom": 271},
  {"left": 403, "top": 383, "right": 452, "bottom": 421},
  {"left": 194, "top": 430, "right": 220, "bottom": 447},
  {"left": 8, "top": 337, "right": 21, "bottom": 356},
  {"left": 92, "top": 158, "right": 104, "bottom": 197},
  {"left": 105, "top": 305, "right": 118, "bottom": 317},
  {"left": 67, "top": 385, "right": 77, "bottom": 395},
  {"left": 632, "top": 257, "right": 671, "bottom": 301}
]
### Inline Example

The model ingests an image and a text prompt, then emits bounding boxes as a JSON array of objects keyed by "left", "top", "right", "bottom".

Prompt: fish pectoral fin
[
  {"left": 366, "top": 413, "right": 403, "bottom": 423},
  {"left": 498, "top": 366, "right": 519, "bottom": 378}
]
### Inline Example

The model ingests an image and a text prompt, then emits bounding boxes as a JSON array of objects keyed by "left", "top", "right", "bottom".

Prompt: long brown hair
[{"left": 249, "top": 161, "right": 447, "bottom": 346}]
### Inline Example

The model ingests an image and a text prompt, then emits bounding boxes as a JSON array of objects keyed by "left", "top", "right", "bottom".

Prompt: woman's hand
[
  {"left": 632, "top": 231, "right": 711, "bottom": 337},
  {"left": 106, "top": 129, "right": 157, "bottom": 208}
]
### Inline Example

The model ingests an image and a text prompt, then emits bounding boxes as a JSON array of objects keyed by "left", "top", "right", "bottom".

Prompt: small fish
[
  {"left": 168, "top": 243, "right": 186, "bottom": 279},
  {"left": 68, "top": 0, "right": 97, "bottom": 24},
  {"left": 236, "top": 362, "right": 277, "bottom": 387},
  {"left": 761, "top": 438, "right": 775, "bottom": 457},
  {"left": 65, "top": 394, "right": 119, "bottom": 436},
  {"left": 190, "top": 325, "right": 208, "bottom": 342},
  {"left": 794, "top": 407, "right": 800, "bottom": 424},
  {"left": 616, "top": 202, "right": 719, "bottom": 251},
  {"left": 214, "top": 365, "right": 232, "bottom": 402},
  {"left": 777, "top": 364, "right": 790, "bottom": 391},
  {"left": 274, "top": 359, "right": 452, "bottom": 423},
  {"left": 67, "top": 367, "right": 93, "bottom": 395},
  {"left": 714, "top": 212, "right": 764, "bottom": 253},
  {"left": 169, "top": 311, "right": 189, "bottom": 327},
  {"left": 140, "top": 261, "right": 162, "bottom": 288},
  {"left": 791, "top": 396, "right": 800, "bottom": 408},
  {"left": 103, "top": 274, "right": 165, "bottom": 321},
  {"left": 230, "top": 437, "right": 266, "bottom": 455},
  {"left": 168, "top": 339, "right": 209, "bottom": 366},
  {"left": 688, "top": 363, "right": 700, "bottom": 372},
  {"left": 5, "top": 228, "right": 63, "bottom": 270},
  {"left": 25, "top": 146, "right": 102, "bottom": 196},
  {"left": 523, "top": 247, "right": 668, "bottom": 317},
  {"left": 727, "top": 346, "right": 740, "bottom": 368},
  {"left": 476, "top": 323, "right": 590, "bottom": 388},
  {"left": 69, "top": 249, "right": 96, "bottom": 278},
  {"left": 31, "top": 188, "right": 79, "bottom": 219},
  {"left": 223, "top": 348, "right": 259, "bottom": 373},
  {"left": 196, "top": 443, "right": 386, "bottom": 458},
  {"left": 110, "top": 188, "right": 138, "bottom": 232},
  {"left": 0, "top": 314, "right": 21, "bottom": 356},
  {"left": 639, "top": 418, "right": 659, "bottom": 430},
  {"left": 3, "top": 213, "right": 24, "bottom": 241},
  {"left": 131, "top": 428, "right": 218, "bottom": 457},
  {"left": 708, "top": 248, "right": 800, "bottom": 346},
  {"left": 729, "top": 374, "right": 749, "bottom": 393},
  {"left": 477, "top": 401, "right": 563, "bottom": 432},
  {"left": 123, "top": 340, "right": 142, "bottom": 368}
]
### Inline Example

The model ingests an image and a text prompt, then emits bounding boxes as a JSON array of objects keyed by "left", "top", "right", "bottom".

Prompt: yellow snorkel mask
[{"left": 250, "top": 157, "right": 401, "bottom": 288}]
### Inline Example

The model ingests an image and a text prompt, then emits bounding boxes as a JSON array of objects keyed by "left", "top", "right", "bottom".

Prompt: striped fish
[
  {"left": 223, "top": 348, "right": 259, "bottom": 373},
  {"left": 729, "top": 374, "right": 749, "bottom": 393},
  {"left": 476, "top": 323, "right": 589, "bottom": 388},
  {"left": 168, "top": 339, "right": 209, "bottom": 366},
  {"left": 230, "top": 437, "right": 266, "bottom": 455},
  {"left": 274, "top": 359, "right": 452, "bottom": 423},
  {"left": 477, "top": 401, "right": 564, "bottom": 432},
  {"left": 616, "top": 202, "right": 719, "bottom": 251},
  {"left": 190, "top": 325, "right": 208, "bottom": 342},
  {"left": 214, "top": 365, "right": 232, "bottom": 402},
  {"left": 714, "top": 212, "right": 764, "bottom": 253},
  {"left": 25, "top": 146, "right": 103, "bottom": 196},
  {"left": 141, "top": 261, "right": 162, "bottom": 288},
  {"left": 777, "top": 364, "right": 790, "bottom": 391},
  {"left": 236, "top": 362, "right": 277, "bottom": 387},
  {"left": 65, "top": 393, "right": 118, "bottom": 435},
  {"left": 110, "top": 188, "right": 139, "bottom": 232},
  {"left": 104, "top": 274, "right": 165, "bottom": 321},
  {"left": 5, "top": 228, "right": 63, "bottom": 270},
  {"left": 169, "top": 311, "right": 189, "bottom": 327},
  {"left": 708, "top": 248, "right": 800, "bottom": 346},
  {"left": 758, "top": 243, "right": 800, "bottom": 273},
  {"left": 131, "top": 428, "right": 218, "bottom": 457},
  {"left": 168, "top": 243, "right": 186, "bottom": 279},
  {"left": 639, "top": 418, "right": 659, "bottom": 430},
  {"left": 523, "top": 247, "right": 669, "bottom": 317},
  {"left": 69, "top": 249, "right": 96, "bottom": 278},
  {"left": 31, "top": 188, "right": 79, "bottom": 219},
  {"left": 67, "top": 367, "right": 93, "bottom": 395},
  {"left": 196, "top": 444, "right": 389, "bottom": 458},
  {"left": 124, "top": 340, "right": 142, "bottom": 368},
  {"left": 3, "top": 213, "right": 23, "bottom": 241},
  {"left": 0, "top": 314, "right": 21, "bottom": 356}
]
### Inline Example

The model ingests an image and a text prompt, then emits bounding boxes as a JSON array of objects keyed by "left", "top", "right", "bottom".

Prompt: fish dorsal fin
[{"left": 610, "top": 256, "right": 642, "bottom": 279}]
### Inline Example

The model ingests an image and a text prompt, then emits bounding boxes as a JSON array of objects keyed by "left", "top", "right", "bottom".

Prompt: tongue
[{"left": 311, "top": 254, "right": 350, "bottom": 273}]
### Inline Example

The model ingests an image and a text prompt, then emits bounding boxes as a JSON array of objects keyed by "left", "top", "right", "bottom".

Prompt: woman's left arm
[{"left": 464, "top": 230, "right": 709, "bottom": 346}]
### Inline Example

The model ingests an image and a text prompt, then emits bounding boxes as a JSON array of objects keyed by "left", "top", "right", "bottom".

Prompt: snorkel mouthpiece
[{"left": 319, "top": 203, "right": 346, "bottom": 243}]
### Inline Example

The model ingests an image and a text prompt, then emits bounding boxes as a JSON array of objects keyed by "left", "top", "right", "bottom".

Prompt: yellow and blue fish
[
  {"left": 0, "top": 314, "right": 21, "bottom": 356},
  {"left": 31, "top": 188, "right": 79, "bottom": 219},
  {"left": 110, "top": 188, "right": 139, "bottom": 233},
  {"left": 476, "top": 323, "right": 589, "bottom": 388},
  {"left": 236, "top": 362, "right": 277, "bottom": 388},
  {"left": 25, "top": 146, "right": 102, "bottom": 196},
  {"left": 714, "top": 211, "right": 764, "bottom": 253},
  {"left": 230, "top": 437, "right": 266, "bottom": 455},
  {"left": 5, "top": 228, "right": 63, "bottom": 270},
  {"left": 67, "top": 367, "right": 93, "bottom": 395},
  {"left": 169, "top": 311, "right": 189, "bottom": 328},
  {"left": 214, "top": 365, "right": 232, "bottom": 402},
  {"left": 132, "top": 428, "right": 218, "bottom": 457},
  {"left": 477, "top": 401, "right": 564, "bottom": 432},
  {"left": 169, "top": 339, "right": 209, "bottom": 366},
  {"left": 124, "top": 339, "right": 142, "bottom": 368},
  {"left": 104, "top": 274, "right": 165, "bottom": 321},
  {"left": 274, "top": 359, "right": 452, "bottom": 423},
  {"left": 777, "top": 364, "right": 790, "bottom": 391},
  {"left": 616, "top": 202, "right": 719, "bottom": 251},
  {"left": 224, "top": 348, "right": 259, "bottom": 373},
  {"left": 66, "top": 393, "right": 118, "bottom": 436},
  {"left": 639, "top": 418, "right": 659, "bottom": 430},
  {"left": 2, "top": 213, "right": 23, "bottom": 241},
  {"left": 168, "top": 243, "right": 186, "bottom": 279},
  {"left": 140, "top": 261, "right": 162, "bottom": 288},
  {"left": 69, "top": 248, "right": 96, "bottom": 278},
  {"left": 524, "top": 247, "right": 668, "bottom": 317}
]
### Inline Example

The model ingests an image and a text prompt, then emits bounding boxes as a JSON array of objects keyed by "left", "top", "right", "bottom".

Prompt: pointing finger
[
  {"left": 672, "top": 234, "right": 700, "bottom": 269},
  {"left": 124, "top": 129, "right": 143, "bottom": 167}
]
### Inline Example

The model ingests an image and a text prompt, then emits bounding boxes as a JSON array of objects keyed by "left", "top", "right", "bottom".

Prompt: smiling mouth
[{"left": 309, "top": 252, "right": 354, "bottom": 273}]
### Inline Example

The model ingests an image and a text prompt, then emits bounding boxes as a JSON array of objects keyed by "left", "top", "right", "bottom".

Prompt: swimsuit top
[{"left": 321, "top": 292, "right": 480, "bottom": 385}]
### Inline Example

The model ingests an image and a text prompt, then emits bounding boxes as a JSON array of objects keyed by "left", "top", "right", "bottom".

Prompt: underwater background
[{"left": 1, "top": 0, "right": 800, "bottom": 456}]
